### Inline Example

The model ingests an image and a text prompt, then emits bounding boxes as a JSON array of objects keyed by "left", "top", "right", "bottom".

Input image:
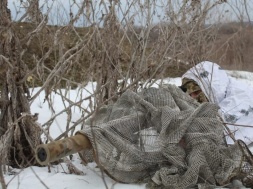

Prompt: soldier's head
[{"left": 180, "top": 78, "right": 208, "bottom": 103}]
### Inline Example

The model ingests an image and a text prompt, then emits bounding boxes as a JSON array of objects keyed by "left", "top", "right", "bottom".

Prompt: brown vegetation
[
  {"left": 0, "top": 2, "right": 253, "bottom": 187},
  {"left": 12, "top": 21, "right": 253, "bottom": 86},
  {"left": 0, "top": 0, "right": 41, "bottom": 171},
  {"left": 210, "top": 23, "right": 253, "bottom": 70}
]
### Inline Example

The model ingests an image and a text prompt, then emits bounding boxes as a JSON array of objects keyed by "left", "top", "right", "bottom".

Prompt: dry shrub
[
  {"left": 1, "top": 0, "right": 253, "bottom": 172},
  {"left": 209, "top": 23, "right": 253, "bottom": 71},
  {"left": 0, "top": 2, "right": 42, "bottom": 169}
]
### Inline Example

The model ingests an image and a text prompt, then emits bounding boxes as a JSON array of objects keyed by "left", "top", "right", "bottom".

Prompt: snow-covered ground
[{"left": 3, "top": 71, "right": 253, "bottom": 189}]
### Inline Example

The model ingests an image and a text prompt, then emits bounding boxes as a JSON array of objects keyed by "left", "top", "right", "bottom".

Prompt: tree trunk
[
  {"left": 0, "top": 0, "right": 10, "bottom": 26},
  {"left": 0, "top": 0, "right": 41, "bottom": 168},
  {"left": 26, "top": 0, "right": 42, "bottom": 23}
]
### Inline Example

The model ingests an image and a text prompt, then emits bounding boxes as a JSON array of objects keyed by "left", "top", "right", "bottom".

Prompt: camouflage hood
[
  {"left": 182, "top": 61, "right": 230, "bottom": 104},
  {"left": 182, "top": 61, "right": 253, "bottom": 145}
]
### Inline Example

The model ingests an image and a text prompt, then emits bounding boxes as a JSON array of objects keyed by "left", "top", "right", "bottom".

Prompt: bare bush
[
  {"left": 0, "top": 0, "right": 41, "bottom": 170},
  {"left": 1, "top": 0, "right": 253, "bottom": 188},
  {"left": 209, "top": 23, "right": 253, "bottom": 71}
]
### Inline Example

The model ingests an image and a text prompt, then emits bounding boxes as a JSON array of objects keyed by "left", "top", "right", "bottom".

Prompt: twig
[
  {"left": 0, "top": 165, "right": 7, "bottom": 189},
  {"left": 223, "top": 122, "right": 253, "bottom": 128}
]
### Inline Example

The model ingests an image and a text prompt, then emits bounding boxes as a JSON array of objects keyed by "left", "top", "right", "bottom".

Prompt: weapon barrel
[{"left": 35, "top": 134, "right": 92, "bottom": 165}]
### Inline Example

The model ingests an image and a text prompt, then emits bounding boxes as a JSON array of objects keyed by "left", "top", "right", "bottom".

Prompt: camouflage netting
[{"left": 78, "top": 84, "right": 252, "bottom": 189}]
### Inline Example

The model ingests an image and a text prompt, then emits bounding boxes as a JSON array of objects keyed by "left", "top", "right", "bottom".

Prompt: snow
[
  {"left": 3, "top": 72, "right": 253, "bottom": 189},
  {"left": 4, "top": 162, "right": 146, "bottom": 189}
]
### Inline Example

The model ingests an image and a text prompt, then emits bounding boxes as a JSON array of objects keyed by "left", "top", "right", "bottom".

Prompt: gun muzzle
[{"left": 35, "top": 134, "right": 92, "bottom": 165}]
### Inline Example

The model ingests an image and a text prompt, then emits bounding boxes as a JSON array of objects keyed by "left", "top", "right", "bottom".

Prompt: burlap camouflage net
[{"left": 78, "top": 84, "right": 253, "bottom": 189}]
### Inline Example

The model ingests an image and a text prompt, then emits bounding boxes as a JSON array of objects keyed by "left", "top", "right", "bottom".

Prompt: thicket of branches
[{"left": 0, "top": 0, "right": 253, "bottom": 188}]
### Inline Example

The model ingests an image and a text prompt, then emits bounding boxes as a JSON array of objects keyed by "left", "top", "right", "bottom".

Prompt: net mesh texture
[{"left": 78, "top": 84, "right": 252, "bottom": 189}]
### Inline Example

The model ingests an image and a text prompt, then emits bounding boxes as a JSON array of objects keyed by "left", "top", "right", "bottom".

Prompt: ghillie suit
[
  {"left": 75, "top": 85, "right": 253, "bottom": 188},
  {"left": 182, "top": 61, "right": 253, "bottom": 145},
  {"left": 35, "top": 62, "right": 253, "bottom": 188}
]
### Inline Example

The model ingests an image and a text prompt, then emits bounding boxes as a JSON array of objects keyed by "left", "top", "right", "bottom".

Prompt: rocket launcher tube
[{"left": 35, "top": 134, "right": 92, "bottom": 165}]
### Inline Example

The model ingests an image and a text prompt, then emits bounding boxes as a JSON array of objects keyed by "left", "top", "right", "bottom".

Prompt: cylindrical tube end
[
  {"left": 36, "top": 145, "right": 51, "bottom": 165},
  {"left": 35, "top": 134, "right": 92, "bottom": 165}
]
